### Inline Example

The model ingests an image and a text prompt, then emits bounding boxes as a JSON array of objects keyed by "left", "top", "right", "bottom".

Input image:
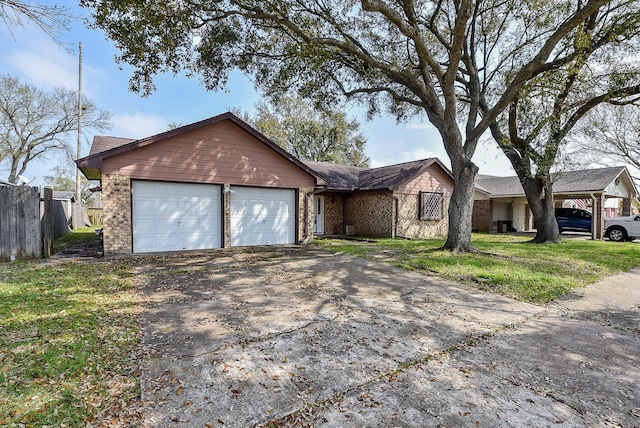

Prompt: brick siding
[
  {"left": 396, "top": 193, "right": 449, "bottom": 238},
  {"left": 472, "top": 199, "right": 492, "bottom": 232},
  {"left": 323, "top": 193, "right": 345, "bottom": 235},
  {"left": 101, "top": 174, "right": 132, "bottom": 254},
  {"left": 345, "top": 192, "right": 394, "bottom": 237},
  {"left": 299, "top": 187, "right": 314, "bottom": 243}
]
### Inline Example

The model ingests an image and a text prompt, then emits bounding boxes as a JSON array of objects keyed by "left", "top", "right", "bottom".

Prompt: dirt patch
[{"left": 53, "top": 238, "right": 102, "bottom": 258}]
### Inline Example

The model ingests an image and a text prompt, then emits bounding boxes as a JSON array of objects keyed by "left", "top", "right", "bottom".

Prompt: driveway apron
[{"left": 134, "top": 248, "right": 639, "bottom": 427}]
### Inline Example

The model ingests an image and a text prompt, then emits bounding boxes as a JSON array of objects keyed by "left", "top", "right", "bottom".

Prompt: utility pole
[{"left": 75, "top": 42, "right": 83, "bottom": 203}]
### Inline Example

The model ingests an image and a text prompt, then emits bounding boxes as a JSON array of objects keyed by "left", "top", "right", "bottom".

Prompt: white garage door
[
  {"left": 230, "top": 187, "right": 296, "bottom": 246},
  {"left": 132, "top": 181, "right": 222, "bottom": 253}
]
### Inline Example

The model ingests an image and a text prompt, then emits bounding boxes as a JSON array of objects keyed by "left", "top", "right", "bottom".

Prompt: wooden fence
[{"left": 0, "top": 186, "right": 53, "bottom": 261}]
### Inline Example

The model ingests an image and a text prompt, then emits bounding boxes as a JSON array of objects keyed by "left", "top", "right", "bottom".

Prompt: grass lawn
[
  {"left": 0, "top": 227, "right": 141, "bottom": 426},
  {"left": 2, "top": 229, "right": 638, "bottom": 425},
  {"left": 315, "top": 234, "right": 640, "bottom": 303}
]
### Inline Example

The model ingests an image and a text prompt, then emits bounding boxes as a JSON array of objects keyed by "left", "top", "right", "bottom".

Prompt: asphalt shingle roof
[
  {"left": 476, "top": 166, "right": 628, "bottom": 196},
  {"left": 302, "top": 161, "right": 366, "bottom": 190},
  {"left": 304, "top": 158, "right": 448, "bottom": 191},
  {"left": 89, "top": 136, "right": 135, "bottom": 156},
  {"left": 52, "top": 191, "right": 75, "bottom": 201}
]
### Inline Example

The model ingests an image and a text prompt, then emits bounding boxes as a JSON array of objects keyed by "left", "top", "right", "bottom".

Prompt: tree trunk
[
  {"left": 522, "top": 177, "right": 561, "bottom": 243},
  {"left": 443, "top": 157, "right": 479, "bottom": 252},
  {"left": 8, "top": 156, "right": 20, "bottom": 184}
]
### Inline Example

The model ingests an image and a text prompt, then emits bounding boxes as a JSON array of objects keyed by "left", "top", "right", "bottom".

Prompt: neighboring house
[
  {"left": 473, "top": 166, "right": 638, "bottom": 238},
  {"left": 306, "top": 159, "right": 453, "bottom": 239},
  {"left": 76, "top": 113, "right": 322, "bottom": 254},
  {"left": 76, "top": 112, "right": 454, "bottom": 255}
]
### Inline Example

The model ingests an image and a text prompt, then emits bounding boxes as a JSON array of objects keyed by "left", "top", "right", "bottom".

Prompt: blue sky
[{"left": 0, "top": 2, "right": 514, "bottom": 184}]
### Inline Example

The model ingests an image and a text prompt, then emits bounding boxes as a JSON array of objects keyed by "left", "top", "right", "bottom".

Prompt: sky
[{"left": 0, "top": 1, "right": 515, "bottom": 185}]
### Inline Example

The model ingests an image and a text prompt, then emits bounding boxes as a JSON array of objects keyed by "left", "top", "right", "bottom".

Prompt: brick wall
[
  {"left": 396, "top": 193, "right": 449, "bottom": 238},
  {"left": 101, "top": 174, "right": 132, "bottom": 254},
  {"left": 299, "top": 187, "right": 314, "bottom": 243},
  {"left": 323, "top": 193, "right": 345, "bottom": 235},
  {"left": 223, "top": 184, "right": 232, "bottom": 248},
  {"left": 472, "top": 200, "right": 492, "bottom": 232},
  {"left": 345, "top": 191, "right": 394, "bottom": 237}
]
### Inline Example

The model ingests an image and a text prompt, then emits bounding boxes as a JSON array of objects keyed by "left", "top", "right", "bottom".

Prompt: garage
[
  {"left": 77, "top": 113, "right": 319, "bottom": 254},
  {"left": 230, "top": 186, "right": 296, "bottom": 246},
  {"left": 132, "top": 181, "right": 222, "bottom": 253}
]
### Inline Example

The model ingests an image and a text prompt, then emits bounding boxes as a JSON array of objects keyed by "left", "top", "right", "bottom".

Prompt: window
[{"left": 419, "top": 192, "right": 444, "bottom": 220}]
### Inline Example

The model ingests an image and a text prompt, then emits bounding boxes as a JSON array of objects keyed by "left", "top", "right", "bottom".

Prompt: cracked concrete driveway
[{"left": 134, "top": 247, "right": 640, "bottom": 427}]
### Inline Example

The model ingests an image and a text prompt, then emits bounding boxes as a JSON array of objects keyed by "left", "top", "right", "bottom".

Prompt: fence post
[
  {"left": 25, "top": 187, "right": 42, "bottom": 259},
  {"left": 41, "top": 187, "right": 53, "bottom": 258},
  {"left": 0, "top": 187, "right": 17, "bottom": 261}
]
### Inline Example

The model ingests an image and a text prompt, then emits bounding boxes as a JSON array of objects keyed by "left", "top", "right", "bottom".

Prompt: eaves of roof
[
  {"left": 305, "top": 158, "right": 454, "bottom": 192},
  {"left": 476, "top": 166, "right": 635, "bottom": 198}
]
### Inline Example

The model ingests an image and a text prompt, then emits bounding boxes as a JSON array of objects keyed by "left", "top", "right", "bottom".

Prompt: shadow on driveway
[{"left": 133, "top": 247, "right": 639, "bottom": 427}]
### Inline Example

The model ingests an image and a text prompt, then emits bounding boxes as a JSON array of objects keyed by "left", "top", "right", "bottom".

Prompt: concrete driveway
[{"left": 134, "top": 247, "right": 640, "bottom": 427}]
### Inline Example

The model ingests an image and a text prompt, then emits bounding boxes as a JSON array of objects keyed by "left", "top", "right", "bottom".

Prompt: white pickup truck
[{"left": 604, "top": 214, "right": 640, "bottom": 242}]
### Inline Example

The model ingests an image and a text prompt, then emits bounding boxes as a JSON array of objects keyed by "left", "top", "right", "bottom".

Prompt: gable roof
[
  {"left": 476, "top": 166, "right": 636, "bottom": 197},
  {"left": 304, "top": 158, "right": 453, "bottom": 191},
  {"left": 303, "top": 161, "right": 367, "bottom": 190},
  {"left": 76, "top": 112, "right": 322, "bottom": 182},
  {"left": 89, "top": 136, "right": 135, "bottom": 156}
]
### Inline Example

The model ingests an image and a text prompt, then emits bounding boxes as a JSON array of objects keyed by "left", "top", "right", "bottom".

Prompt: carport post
[{"left": 590, "top": 193, "right": 597, "bottom": 240}]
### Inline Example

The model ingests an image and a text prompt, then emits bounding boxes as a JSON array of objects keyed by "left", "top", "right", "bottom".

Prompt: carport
[{"left": 473, "top": 166, "right": 638, "bottom": 239}]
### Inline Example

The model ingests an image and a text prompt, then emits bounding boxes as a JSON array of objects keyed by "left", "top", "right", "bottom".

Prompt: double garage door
[{"left": 132, "top": 181, "right": 296, "bottom": 253}]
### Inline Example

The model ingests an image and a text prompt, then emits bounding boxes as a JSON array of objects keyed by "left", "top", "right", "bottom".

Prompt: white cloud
[
  {"left": 4, "top": 33, "right": 107, "bottom": 98},
  {"left": 112, "top": 113, "right": 170, "bottom": 139},
  {"left": 405, "top": 121, "right": 435, "bottom": 131},
  {"left": 7, "top": 37, "right": 77, "bottom": 90}
]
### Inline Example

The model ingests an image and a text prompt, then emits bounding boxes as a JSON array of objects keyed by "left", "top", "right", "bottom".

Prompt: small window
[{"left": 419, "top": 192, "right": 444, "bottom": 220}]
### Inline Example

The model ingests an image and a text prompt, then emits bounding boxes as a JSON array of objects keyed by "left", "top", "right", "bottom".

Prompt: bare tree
[
  {"left": 573, "top": 104, "right": 640, "bottom": 179},
  {"left": 0, "top": 75, "right": 111, "bottom": 183},
  {"left": 1, "top": 0, "right": 72, "bottom": 42}
]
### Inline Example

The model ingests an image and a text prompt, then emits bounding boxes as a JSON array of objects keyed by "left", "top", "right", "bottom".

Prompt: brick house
[
  {"left": 306, "top": 159, "right": 453, "bottom": 239},
  {"left": 76, "top": 112, "right": 454, "bottom": 255}
]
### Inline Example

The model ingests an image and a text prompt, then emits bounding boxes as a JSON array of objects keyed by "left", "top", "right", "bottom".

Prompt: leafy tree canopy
[
  {"left": 81, "top": 0, "right": 632, "bottom": 252},
  {"left": 239, "top": 95, "right": 369, "bottom": 167},
  {"left": 487, "top": 5, "right": 640, "bottom": 242},
  {"left": 44, "top": 163, "right": 100, "bottom": 206}
]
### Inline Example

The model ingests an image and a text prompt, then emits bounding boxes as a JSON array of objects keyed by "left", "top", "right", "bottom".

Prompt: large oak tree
[
  {"left": 485, "top": 2, "right": 640, "bottom": 242},
  {"left": 82, "top": 0, "right": 620, "bottom": 251}
]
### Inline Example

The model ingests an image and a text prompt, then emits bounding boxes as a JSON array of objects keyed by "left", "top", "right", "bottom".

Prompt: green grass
[
  {"left": 0, "top": 253, "right": 140, "bottom": 425},
  {"left": 2, "top": 229, "right": 638, "bottom": 424},
  {"left": 52, "top": 225, "right": 102, "bottom": 253},
  {"left": 315, "top": 234, "right": 640, "bottom": 303}
]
